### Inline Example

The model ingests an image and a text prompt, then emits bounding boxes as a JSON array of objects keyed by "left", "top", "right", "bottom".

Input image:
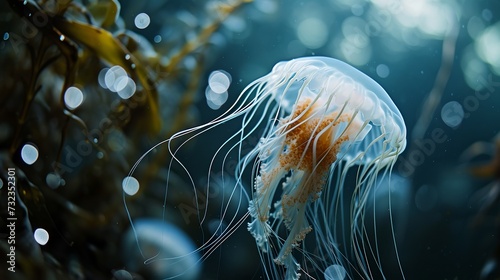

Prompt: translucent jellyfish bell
[
  {"left": 262, "top": 56, "right": 406, "bottom": 164},
  {"left": 124, "top": 56, "right": 406, "bottom": 280}
]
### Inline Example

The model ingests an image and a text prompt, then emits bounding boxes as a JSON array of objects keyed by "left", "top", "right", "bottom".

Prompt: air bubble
[
  {"left": 134, "top": 13, "right": 150, "bottom": 29},
  {"left": 46, "top": 172, "right": 63, "bottom": 189},
  {"left": 64, "top": 86, "right": 84, "bottom": 109},
  {"left": 205, "top": 86, "right": 228, "bottom": 110},
  {"left": 98, "top": 68, "right": 109, "bottom": 89},
  {"left": 34, "top": 228, "right": 49, "bottom": 245},
  {"left": 123, "top": 176, "right": 140, "bottom": 196},
  {"left": 21, "top": 143, "right": 38, "bottom": 165},
  {"left": 376, "top": 64, "right": 390, "bottom": 78},
  {"left": 104, "top": 66, "right": 128, "bottom": 92},
  {"left": 297, "top": 18, "right": 328, "bottom": 49},
  {"left": 208, "top": 70, "right": 231, "bottom": 93},
  {"left": 441, "top": 101, "right": 464, "bottom": 128},
  {"left": 117, "top": 77, "right": 136, "bottom": 99}
]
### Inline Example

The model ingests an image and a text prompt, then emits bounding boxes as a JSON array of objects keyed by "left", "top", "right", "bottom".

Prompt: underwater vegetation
[
  {"left": 1, "top": 0, "right": 500, "bottom": 279},
  {"left": 0, "top": 0, "right": 250, "bottom": 279}
]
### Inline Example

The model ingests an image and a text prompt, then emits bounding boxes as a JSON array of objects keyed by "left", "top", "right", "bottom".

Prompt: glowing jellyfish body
[
  {"left": 125, "top": 56, "right": 406, "bottom": 279},
  {"left": 240, "top": 57, "right": 406, "bottom": 279}
]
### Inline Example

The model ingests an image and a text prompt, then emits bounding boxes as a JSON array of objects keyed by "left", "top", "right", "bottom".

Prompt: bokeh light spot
[
  {"left": 376, "top": 64, "right": 390, "bottom": 78},
  {"left": 208, "top": 70, "right": 231, "bottom": 93},
  {"left": 34, "top": 228, "right": 49, "bottom": 245},
  {"left": 64, "top": 86, "right": 84, "bottom": 109},
  {"left": 297, "top": 18, "right": 328, "bottom": 49},
  {"left": 123, "top": 176, "right": 140, "bottom": 196},
  {"left": 134, "top": 13, "right": 150, "bottom": 29},
  {"left": 441, "top": 101, "right": 464, "bottom": 128},
  {"left": 21, "top": 143, "right": 38, "bottom": 165}
]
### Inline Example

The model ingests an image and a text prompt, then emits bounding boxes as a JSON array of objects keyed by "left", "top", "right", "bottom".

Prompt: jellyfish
[
  {"left": 239, "top": 57, "right": 406, "bottom": 279},
  {"left": 124, "top": 56, "right": 406, "bottom": 279}
]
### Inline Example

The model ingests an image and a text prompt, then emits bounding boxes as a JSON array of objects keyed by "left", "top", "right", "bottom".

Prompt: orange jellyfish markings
[
  {"left": 279, "top": 99, "right": 350, "bottom": 203},
  {"left": 257, "top": 98, "right": 352, "bottom": 259}
]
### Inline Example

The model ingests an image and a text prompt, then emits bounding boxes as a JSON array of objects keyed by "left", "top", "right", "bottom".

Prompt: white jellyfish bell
[{"left": 124, "top": 56, "right": 407, "bottom": 280}]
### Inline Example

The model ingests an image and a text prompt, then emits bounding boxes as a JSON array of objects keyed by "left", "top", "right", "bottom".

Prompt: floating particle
[
  {"left": 134, "top": 13, "right": 150, "bottom": 29},
  {"left": 116, "top": 77, "right": 136, "bottom": 99},
  {"left": 122, "top": 176, "right": 139, "bottom": 196},
  {"left": 64, "top": 86, "right": 84, "bottom": 109},
  {"left": 297, "top": 18, "right": 328, "bottom": 49},
  {"left": 208, "top": 70, "right": 231, "bottom": 93},
  {"left": 205, "top": 86, "right": 228, "bottom": 110},
  {"left": 104, "top": 66, "right": 128, "bottom": 92},
  {"left": 98, "top": 68, "right": 109, "bottom": 89},
  {"left": 46, "top": 172, "right": 63, "bottom": 189},
  {"left": 21, "top": 143, "right": 38, "bottom": 165},
  {"left": 441, "top": 101, "right": 464, "bottom": 128},
  {"left": 34, "top": 228, "right": 49, "bottom": 245},
  {"left": 376, "top": 64, "right": 390, "bottom": 78}
]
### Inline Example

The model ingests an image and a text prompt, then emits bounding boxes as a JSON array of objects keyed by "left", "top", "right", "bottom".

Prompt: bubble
[
  {"left": 104, "top": 66, "right": 128, "bottom": 92},
  {"left": 3, "top": 32, "right": 9, "bottom": 40},
  {"left": 324, "top": 264, "right": 347, "bottom": 280},
  {"left": 205, "top": 86, "right": 228, "bottom": 110},
  {"left": 297, "top": 18, "right": 328, "bottom": 49},
  {"left": 34, "top": 228, "right": 49, "bottom": 245},
  {"left": 154, "top": 35, "right": 162, "bottom": 43},
  {"left": 441, "top": 101, "right": 464, "bottom": 128},
  {"left": 21, "top": 143, "right": 38, "bottom": 165},
  {"left": 376, "top": 64, "right": 390, "bottom": 78},
  {"left": 482, "top": 9, "right": 493, "bottom": 21},
  {"left": 64, "top": 86, "right": 84, "bottom": 109},
  {"left": 46, "top": 172, "right": 63, "bottom": 189},
  {"left": 125, "top": 54, "right": 131, "bottom": 60},
  {"left": 134, "top": 13, "right": 150, "bottom": 29},
  {"left": 123, "top": 176, "right": 140, "bottom": 196},
  {"left": 114, "top": 76, "right": 129, "bottom": 92},
  {"left": 98, "top": 67, "right": 109, "bottom": 89},
  {"left": 59, "top": 35, "right": 65, "bottom": 41},
  {"left": 0, "top": 179, "right": 3, "bottom": 189},
  {"left": 208, "top": 70, "right": 231, "bottom": 93},
  {"left": 117, "top": 77, "right": 136, "bottom": 99}
]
